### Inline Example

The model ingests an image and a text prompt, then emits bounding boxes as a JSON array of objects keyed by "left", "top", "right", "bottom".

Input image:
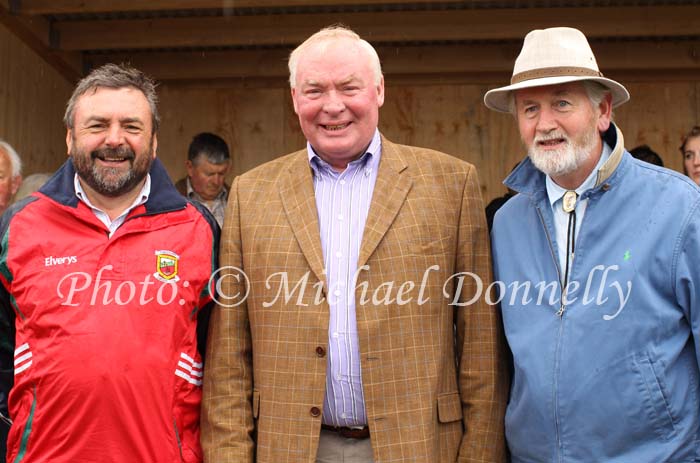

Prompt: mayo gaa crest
[{"left": 154, "top": 250, "right": 180, "bottom": 282}]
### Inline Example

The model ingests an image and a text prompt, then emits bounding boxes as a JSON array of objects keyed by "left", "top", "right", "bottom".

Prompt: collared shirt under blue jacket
[{"left": 491, "top": 123, "right": 700, "bottom": 463}]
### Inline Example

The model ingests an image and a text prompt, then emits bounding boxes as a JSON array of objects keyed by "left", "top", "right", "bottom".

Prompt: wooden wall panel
[
  {"left": 155, "top": 78, "right": 700, "bottom": 206},
  {"left": 157, "top": 84, "right": 295, "bottom": 182},
  {"left": 616, "top": 82, "right": 700, "bottom": 174},
  {"left": 0, "top": 22, "right": 73, "bottom": 176}
]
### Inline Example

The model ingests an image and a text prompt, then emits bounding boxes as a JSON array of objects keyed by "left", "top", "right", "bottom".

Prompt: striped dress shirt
[{"left": 307, "top": 129, "right": 381, "bottom": 427}]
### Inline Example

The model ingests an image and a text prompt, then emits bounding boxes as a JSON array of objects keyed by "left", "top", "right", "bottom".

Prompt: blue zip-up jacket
[{"left": 492, "top": 123, "right": 700, "bottom": 463}]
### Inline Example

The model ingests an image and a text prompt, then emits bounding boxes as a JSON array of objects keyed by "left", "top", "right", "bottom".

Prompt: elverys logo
[{"left": 44, "top": 255, "right": 78, "bottom": 266}]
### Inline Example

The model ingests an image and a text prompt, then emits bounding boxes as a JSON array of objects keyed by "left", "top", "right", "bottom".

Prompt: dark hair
[
  {"left": 188, "top": 132, "right": 230, "bottom": 165},
  {"left": 680, "top": 126, "right": 700, "bottom": 155},
  {"left": 629, "top": 145, "right": 664, "bottom": 167},
  {"left": 64, "top": 63, "right": 159, "bottom": 133}
]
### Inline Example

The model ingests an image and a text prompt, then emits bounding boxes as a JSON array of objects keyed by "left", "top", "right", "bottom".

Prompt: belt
[{"left": 321, "top": 424, "right": 370, "bottom": 439}]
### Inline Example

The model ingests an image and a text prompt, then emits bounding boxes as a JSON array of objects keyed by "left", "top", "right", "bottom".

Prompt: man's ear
[
  {"left": 376, "top": 75, "right": 385, "bottom": 108},
  {"left": 66, "top": 129, "right": 73, "bottom": 156},
  {"left": 597, "top": 92, "right": 613, "bottom": 133},
  {"left": 291, "top": 87, "right": 300, "bottom": 115},
  {"left": 11, "top": 176, "right": 22, "bottom": 196},
  {"left": 151, "top": 133, "right": 158, "bottom": 159}
]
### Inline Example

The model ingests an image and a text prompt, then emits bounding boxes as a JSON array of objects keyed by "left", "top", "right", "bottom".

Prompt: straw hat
[{"left": 484, "top": 27, "right": 630, "bottom": 113}]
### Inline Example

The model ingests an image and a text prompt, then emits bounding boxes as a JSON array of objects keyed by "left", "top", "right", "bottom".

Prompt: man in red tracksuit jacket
[{"left": 0, "top": 63, "right": 218, "bottom": 462}]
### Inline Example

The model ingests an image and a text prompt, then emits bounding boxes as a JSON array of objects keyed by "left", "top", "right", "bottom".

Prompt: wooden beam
[
  {"left": 85, "top": 40, "right": 700, "bottom": 83},
  {"left": 56, "top": 6, "right": 700, "bottom": 52},
  {"left": 18, "top": 0, "right": 487, "bottom": 15},
  {"left": 0, "top": 2, "right": 82, "bottom": 81}
]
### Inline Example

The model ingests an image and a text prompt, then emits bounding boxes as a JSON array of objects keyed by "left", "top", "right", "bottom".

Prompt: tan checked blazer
[{"left": 202, "top": 136, "right": 508, "bottom": 463}]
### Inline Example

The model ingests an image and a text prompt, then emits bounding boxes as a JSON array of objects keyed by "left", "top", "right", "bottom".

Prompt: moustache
[
  {"left": 533, "top": 132, "right": 569, "bottom": 144},
  {"left": 91, "top": 146, "right": 136, "bottom": 162}
]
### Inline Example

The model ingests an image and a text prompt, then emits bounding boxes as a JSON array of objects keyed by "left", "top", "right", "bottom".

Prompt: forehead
[
  {"left": 687, "top": 136, "right": 700, "bottom": 149},
  {"left": 296, "top": 39, "right": 373, "bottom": 83},
  {"left": 193, "top": 158, "right": 230, "bottom": 173},
  {"left": 515, "top": 81, "right": 588, "bottom": 103},
  {"left": 73, "top": 86, "right": 152, "bottom": 122}
]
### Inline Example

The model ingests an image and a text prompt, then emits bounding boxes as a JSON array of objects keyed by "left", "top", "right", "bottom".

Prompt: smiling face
[
  {"left": 67, "top": 86, "right": 157, "bottom": 199},
  {"left": 682, "top": 136, "right": 700, "bottom": 185},
  {"left": 291, "top": 37, "right": 384, "bottom": 171},
  {"left": 515, "top": 81, "right": 611, "bottom": 189}
]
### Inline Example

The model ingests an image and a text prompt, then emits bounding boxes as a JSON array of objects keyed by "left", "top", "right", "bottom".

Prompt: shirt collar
[
  {"left": 546, "top": 140, "right": 612, "bottom": 207},
  {"left": 307, "top": 129, "right": 382, "bottom": 176},
  {"left": 74, "top": 173, "right": 151, "bottom": 213}
]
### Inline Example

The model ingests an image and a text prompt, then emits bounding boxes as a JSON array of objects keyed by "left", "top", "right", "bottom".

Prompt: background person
[
  {"left": 202, "top": 25, "right": 508, "bottom": 463},
  {"left": 0, "top": 141, "right": 22, "bottom": 215},
  {"left": 0, "top": 63, "right": 218, "bottom": 463},
  {"left": 175, "top": 132, "right": 231, "bottom": 227},
  {"left": 629, "top": 144, "right": 664, "bottom": 167},
  {"left": 12, "top": 172, "right": 51, "bottom": 203},
  {"left": 486, "top": 27, "right": 700, "bottom": 462},
  {"left": 680, "top": 126, "right": 700, "bottom": 185}
]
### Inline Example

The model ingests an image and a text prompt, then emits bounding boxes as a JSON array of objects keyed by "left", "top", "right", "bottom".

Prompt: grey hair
[
  {"left": 507, "top": 80, "right": 612, "bottom": 116},
  {"left": 288, "top": 25, "right": 383, "bottom": 89},
  {"left": 0, "top": 140, "right": 22, "bottom": 177},
  {"left": 64, "top": 63, "right": 160, "bottom": 133}
]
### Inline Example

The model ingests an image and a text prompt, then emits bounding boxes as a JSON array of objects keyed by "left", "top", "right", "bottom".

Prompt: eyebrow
[{"left": 83, "top": 116, "right": 144, "bottom": 125}]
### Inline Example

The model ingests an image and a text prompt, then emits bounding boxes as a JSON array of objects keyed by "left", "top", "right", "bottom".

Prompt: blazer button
[
  {"left": 316, "top": 346, "right": 326, "bottom": 357},
  {"left": 310, "top": 407, "right": 321, "bottom": 417}
]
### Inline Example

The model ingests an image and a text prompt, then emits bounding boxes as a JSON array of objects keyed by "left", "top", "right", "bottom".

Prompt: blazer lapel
[
  {"left": 278, "top": 151, "right": 326, "bottom": 286},
  {"left": 358, "top": 137, "right": 413, "bottom": 268}
]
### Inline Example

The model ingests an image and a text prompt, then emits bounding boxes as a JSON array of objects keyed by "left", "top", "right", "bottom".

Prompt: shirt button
[
  {"left": 310, "top": 407, "right": 321, "bottom": 417},
  {"left": 337, "top": 214, "right": 344, "bottom": 221},
  {"left": 316, "top": 346, "right": 326, "bottom": 357},
  {"left": 334, "top": 289, "right": 341, "bottom": 296},
  {"left": 335, "top": 251, "right": 342, "bottom": 258},
  {"left": 332, "top": 332, "right": 339, "bottom": 338},
  {"left": 335, "top": 374, "right": 341, "bottom": 381},
  {"left": 340, "top": 180, "right": 346, "bottom": 185},
  {"left": 340, "top": 413, "right": 347, "bottom": 419}
]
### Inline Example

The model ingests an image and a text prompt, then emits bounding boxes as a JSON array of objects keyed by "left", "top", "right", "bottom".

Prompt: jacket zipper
[{"left": 535, "top": 206, "right": 566, "bottom": 462}]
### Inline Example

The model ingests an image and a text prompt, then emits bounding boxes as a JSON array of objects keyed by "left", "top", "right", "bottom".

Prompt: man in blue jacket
[{"left": 485, "top": 27, "right": 700, "bottom": 462}]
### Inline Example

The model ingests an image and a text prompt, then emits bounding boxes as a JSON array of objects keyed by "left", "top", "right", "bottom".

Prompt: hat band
[{"left": 511, "top": 66, "right": 603, "bottom": 85}]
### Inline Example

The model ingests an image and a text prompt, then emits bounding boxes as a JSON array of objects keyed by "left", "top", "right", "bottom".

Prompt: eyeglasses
[{"left": 0, "top": 412, "right": 12, "bottom": 426}]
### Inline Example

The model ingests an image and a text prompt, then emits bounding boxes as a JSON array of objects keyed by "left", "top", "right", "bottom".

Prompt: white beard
[{"left": 528, "top": 124, "right": 599, "bottom": 178}]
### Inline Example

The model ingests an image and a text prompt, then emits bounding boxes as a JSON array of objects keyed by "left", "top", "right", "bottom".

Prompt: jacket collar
[
  {"left": 505, "top": 122, "right": 625, "bottom": 196},
  {"left": 39, "top": 157, "right": 187, "bottom": 214}
]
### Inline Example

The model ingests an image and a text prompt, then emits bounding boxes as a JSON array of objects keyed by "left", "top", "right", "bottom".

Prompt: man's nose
[
  {"left": 322, "top": 91, "right": 346, "bottom": 115},
  {"left": 535, "top": 107, "right": 558, "bottom": 133},
  {"left": 104, "top": 125, "right": 125, "bottom": 147}
]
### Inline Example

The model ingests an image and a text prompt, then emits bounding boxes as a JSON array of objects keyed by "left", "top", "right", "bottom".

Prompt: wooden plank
[
  {"left": 0, "top": 3, "right": 82, "bottom": 81},
  {"left": 86, "top": 40, "right": 700, "bottom": 83},
  {"left": 18, "top": 0, "right": 487, "bottom": 15},
  {"left": 0, "top": 22, "right": 74, "bottom": 175},
  {"left": 55, "top": 6, "right": 700, "bottom": 51},
  {"left": 154, "top": 78, "right": 700, "bottom": 204},
  {"left": 156, "top": 84, "right": 292, "bottom": 181}
]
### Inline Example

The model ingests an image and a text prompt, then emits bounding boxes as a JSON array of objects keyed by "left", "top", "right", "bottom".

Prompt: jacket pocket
[
  {"left": 437, "top": 391, "right": 462, "bottom": 423},
  {"left": 252, "top": 389, "right": 260, "bottom": 419},
  {"left": 634, "top": 354, "right": 677, "bottom": 441}
]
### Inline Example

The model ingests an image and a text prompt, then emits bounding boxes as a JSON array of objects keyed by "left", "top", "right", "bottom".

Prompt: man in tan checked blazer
[{"left": 202, "top": 25, "right": 508, "bottom": 463}]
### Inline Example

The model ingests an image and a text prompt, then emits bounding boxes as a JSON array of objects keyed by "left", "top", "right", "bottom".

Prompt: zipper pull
[{"left": 556, "top": 305, "right": 565, "bottom": 317}]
